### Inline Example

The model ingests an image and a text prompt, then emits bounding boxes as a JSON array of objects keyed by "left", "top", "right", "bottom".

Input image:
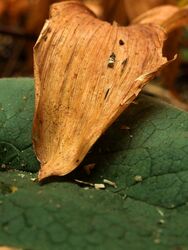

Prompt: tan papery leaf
[
  {"left": 133, "top": 4, "right": 188, "bottom": 99},
  {"left": 123, "top": 0, "right": 175, "bottom": 21},
  {"left": 33, "top": 1, "right": 172, "bottom": 180},
  {"left": 133, "top": 4, "right": 188, "bottom": 32},
  {"left": 100, "top": 0, "right": 176, "bottom": 25}
]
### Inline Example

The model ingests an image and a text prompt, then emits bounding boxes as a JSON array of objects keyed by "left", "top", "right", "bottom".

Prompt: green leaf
[
  {"left": 0, "top": 78, "right": 39, "bottom": 172},
  {"left": 0, "top": 78, "right": 188, "bottom": 250}
]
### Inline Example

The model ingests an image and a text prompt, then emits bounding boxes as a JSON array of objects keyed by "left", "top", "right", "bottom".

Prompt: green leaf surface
[
  {"left": 0, "top": 78, "right": 39, "bottom": 172},
  {"left": 0, "top": 78, "right": 188, "bottom": 250}
]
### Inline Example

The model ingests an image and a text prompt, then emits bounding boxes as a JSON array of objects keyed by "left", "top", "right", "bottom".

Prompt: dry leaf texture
[
  {"left": 123, "top": 0, "right": 176, "bottom": 21},
  {"left": 33, "top": 1, "right": 170, "bottom": 180},
  {"left": 101, "top": 0, "right": 176, "bottom": 25},
  {"left": 133, "top": 4, "right": 188, "bottom": 32},
  {"left": 133, "top": 4, "right": 188, "bottom": 92}
]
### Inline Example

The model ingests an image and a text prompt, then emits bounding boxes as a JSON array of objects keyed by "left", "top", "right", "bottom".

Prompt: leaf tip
[{"left": 38, "top": 161, "right": 77, "bottom": 181}]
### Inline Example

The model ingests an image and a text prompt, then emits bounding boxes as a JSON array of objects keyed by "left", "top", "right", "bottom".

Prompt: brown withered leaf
[
  {"left": 100, "top": 0, "right": 176, "bottom": 25},
  {"left": 133, "top": 4, "right": 188, "bottom": 100},
  {"left": 99, "top": 1, "right": 183, "bottom": 95},
  {"left": 101, "top": 0, "right": 128, "bottom": 25},
  {"left": 132, "top": 4, "right": 188, "bottom": 31},
  {"left": 0, "top": 1, "right": 6, "bottom": 15},
  {"left": 124, "top": 0, "right": 176, "bottom": 21},
  {"left": 33, "top": 1, "right": 171, "bottom": 180},
  {"left": 83, "top": 0, "right": 103, "bottom": 18},
  {"left": 0, "top": 0, "right": 58, "bottom": 34}
]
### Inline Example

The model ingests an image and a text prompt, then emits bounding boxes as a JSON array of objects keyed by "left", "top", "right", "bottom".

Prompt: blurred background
[{"left": 0, "top": 0, "right": 188, "bottom": 109}]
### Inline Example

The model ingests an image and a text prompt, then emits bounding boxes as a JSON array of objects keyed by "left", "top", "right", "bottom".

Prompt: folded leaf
[
  {"left": 89, "top": 0, "right": 176, "bottom": 25},
  {"left": 33, "top": 1, "right": 170, "bottom": 180},
  {"left": 124, "top": 0, "right": 176, "bottom": 21},
  {"left": 133, "top": 4, "right": 188, "bottom": 32},
  {"left": 133, "top": 4, "right": 188, "bottom": 101}
]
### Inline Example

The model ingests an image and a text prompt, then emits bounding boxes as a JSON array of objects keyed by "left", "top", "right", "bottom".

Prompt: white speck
[
  {"left": 94, "top": 183, "right": 105, "bottom": 190},
  {"left": 158, "top": 219, "right": 165, "bottom": 224},
  {"left": 157, "top": 208, "right": 164, "bottom": 217},
  {"left": 30, "top": 177, "right": 37, "bottom": 182},
  {"left": 134, "top": 175, "right": 143, "bottom": 182}
]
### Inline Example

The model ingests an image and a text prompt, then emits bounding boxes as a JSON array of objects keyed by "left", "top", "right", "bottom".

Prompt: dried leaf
[
  {"left": 133, "top": 4, "right": 188, "bottom": 100},
  {"left": 101, "top": 0, "right": 128, "bottom": 25},
  {"left": 132, "top": 4, "right": 188, "bottom": 32},
  {"left": 0, "top": 0, "right": 57, "bottom": 34},
  {"left": 83, "top": 0, "right": 103, "bottom": 18},
  {"left": 33, "top": 1, "right": 171, "bottom": 180},
  {"left": 0, "top": 1, "right": 6, "bottom": 15},
  {"left": 100, "top": 2, "right": 188, "bottom": 95},
  {"left": 98, "top": 0, "right": 176, "bottom": 25},
  {"left": 124, "top": 0, "right": 176, "bottom": 21}
]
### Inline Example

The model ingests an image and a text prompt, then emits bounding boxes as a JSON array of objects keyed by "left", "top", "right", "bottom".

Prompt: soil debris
[
  {"left": 134, "top": 175, "right": 143, "bottom": 182},
  {"left": 75, "top": 179, "right": 105, "bottom": 190},
  {"left": 94, "top": 184, "right": 105, "bottom": 190},
  {"left": 103, "top": 179, "right": 117, "bottom": 188}
]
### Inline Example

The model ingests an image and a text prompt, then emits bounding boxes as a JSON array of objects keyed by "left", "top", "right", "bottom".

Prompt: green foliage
[
  {"left": 0, "top": 78, "right": 39, "bottom": 172},
  {"left": 0, "top": 78, "right": 188, "bottom": 250}
]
